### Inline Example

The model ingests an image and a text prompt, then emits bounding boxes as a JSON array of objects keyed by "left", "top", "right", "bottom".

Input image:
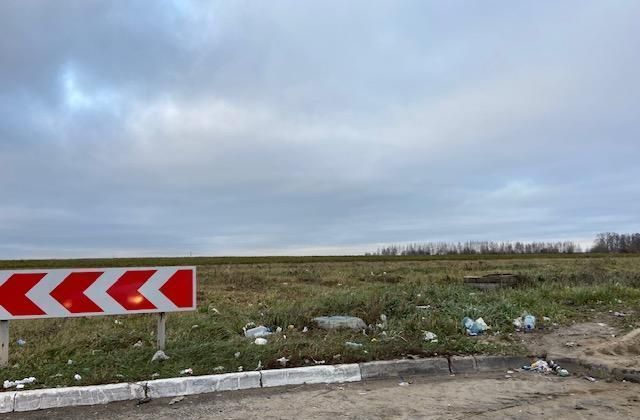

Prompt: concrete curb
[{"left": 2, "top": 356, "right": 638, "bottom": 413}]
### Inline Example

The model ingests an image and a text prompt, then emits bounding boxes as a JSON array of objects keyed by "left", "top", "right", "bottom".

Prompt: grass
[{"left": 1, "top": 255, "right": 640, "bottom": 389}]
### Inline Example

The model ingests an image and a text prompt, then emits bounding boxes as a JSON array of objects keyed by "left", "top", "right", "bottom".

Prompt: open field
[{"left": 1, "top": 255, "right": 640, "bottom": 389}]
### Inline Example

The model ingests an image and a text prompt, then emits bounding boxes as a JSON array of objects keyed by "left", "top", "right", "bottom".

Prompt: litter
[
  {"left": 3, "top": 377, "right": 36, "bottom": 389},
  {"left": 151, "top": 373, "right": 160, "bottom": 379},
  {"left": 133, "top": 340, "right": 143, "bottom": 348},
  {"left": 463, "top": 317, "right": 488, "bottom": 336},
  {"left": 67, "top": 359, "right": 74, "bottom": 365},
  {"left": 565, "top": 342, "right": 578, "bottom": 347},
  {"left": 302, "top": 327, "right": 309, "bottom": 333},
  {"left": 244, "top": 326, "right": 272, "bottom": 338},
  {"left": 613, "top": 312, "right": 627, "bottom": 317},
  {"left": 234, "top": 352, "right": 241, "bottom": 358},
  {"left": 169, "top": 396, "right": 184, "bottom": 405},
  {"left": 208, "top": 305, "right": 220, "bottom": 314},
  {"left": 585, "top": 376, "right": 597, "bottom": 382},
  {"left": 522, "top": 359, "right": 569, "bottom": 377},
  {"left": 423, "top": 331, "right": 438, "bottom": 343},
  {"left": 543, "top": 316, "right": 551, "bottom": 322},
  {"left": 277, "top": 357, "right": 290, "bottom": 366},
  {"left": 276, "top": 326, "right": 283, "bottom": 333},
  {"left": 513, "top": 314, "right": 536, "bottom": 332},
  {"left": 180, "top": 368, "right": 193, "bottom": 375},
  {"left": 74, "top": 374, "right": 82, "bottom": 381},
  {"left": 213, "top": 366, "right": 225, "bottom": 373},
  {"left": 254, "top": 337, "right": 268, "bottom": 345},
  {"left": 114, "top": 319, "right": 123, "bottom": 325},
  {"left": 345, "top": 341, "right": 363, "bottom": 349},
  {"left": 16, "top": 339, "right": 26, "bottom": 346},
  {"left": 313, "top": 316, "right": 367, "bottom": 331},
  {"left": 255, "top": 361, "right": 263, "bottom": 370},
  {"left": 416, "top": 305, "right": 431, "bottom": 310},
  {"left": 151, "top": 350, "right": 170, "bottom": 362},
  {"left": 238, "top": 366, "right": 244, "bottom": 372},
  {"left": 398, "top": 381, "right": 410, "bottom": 386}
]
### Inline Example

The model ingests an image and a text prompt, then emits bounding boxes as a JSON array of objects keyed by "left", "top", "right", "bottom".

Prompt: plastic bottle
[
  {"left": 462, "top": 317, "right": 474, "bottom": 330},
  {"left": 523, "top": 315, "right": 536, "bottom": 332}
]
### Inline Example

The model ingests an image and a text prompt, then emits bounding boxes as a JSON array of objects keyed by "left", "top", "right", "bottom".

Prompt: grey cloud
[{"left": 1, "top": 0, "right": 639, "bottom": 258}]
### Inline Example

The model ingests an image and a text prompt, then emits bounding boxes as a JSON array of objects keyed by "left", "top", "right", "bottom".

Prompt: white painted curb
[
  {"left": 261, "top": 364, "right": 361, "bottom": 388},
  {"left": 0, "top": 391, "right": 15, "bottom": 414},
  {"left": 143, "top": 372, "right": 261, "bottom": 399}
]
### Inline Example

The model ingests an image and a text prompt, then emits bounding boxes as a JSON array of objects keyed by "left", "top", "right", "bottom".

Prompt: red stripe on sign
[
  {"left": 159, "top": 269, "right": 193, "bottom": 308},
  {"left": 50, "top": 272, "right": 104, "bottom": 313},
  {"left": 0, "top": 273, "right": 46, "bottom": 316},
  {"left": 107, "top": 270, "right": 157, "bottom": 310}
]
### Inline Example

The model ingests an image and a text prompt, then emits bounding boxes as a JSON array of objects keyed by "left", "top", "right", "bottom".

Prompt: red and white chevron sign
[{"left": 0, "top": 267, "right": 196, "bottom": 320}]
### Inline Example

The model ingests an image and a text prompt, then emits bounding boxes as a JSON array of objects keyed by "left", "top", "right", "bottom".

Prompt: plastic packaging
[{"left": 523, "top": 315, "right": 536, "bottom": 332}]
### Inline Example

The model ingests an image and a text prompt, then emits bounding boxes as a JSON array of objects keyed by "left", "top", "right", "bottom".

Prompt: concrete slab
[
  {"left": 13, "top": 383, "right": 139, "bottom": 412},
  {"left": 261, "top": 364, "right": 361, "bottom": 388},
  {"left": 0, "top": 391, "right": 15, "bottom": 414},
  {"left": 146, "top": 372, "right": 261, "bottom": 398}
]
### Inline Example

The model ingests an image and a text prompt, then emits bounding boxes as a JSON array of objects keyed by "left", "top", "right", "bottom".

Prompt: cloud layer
[{"left": 1, "top": 1, "right": 639, "bottom": 258}]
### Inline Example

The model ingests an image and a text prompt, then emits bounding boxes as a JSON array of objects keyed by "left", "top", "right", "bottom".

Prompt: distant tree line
[
  {"left": 590, "top": 232, "right": 640, "bottom": 253},
  {"left": 367, "top": 233, "right": 640, "bottom": 256},
  {"left": 367, "top": 240, "right": 581, "bottom": 256}
]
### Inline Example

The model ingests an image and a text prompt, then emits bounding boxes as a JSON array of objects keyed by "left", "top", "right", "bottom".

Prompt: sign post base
[{"left": 157, "top": 312, "right": 166, "bottom": 350}]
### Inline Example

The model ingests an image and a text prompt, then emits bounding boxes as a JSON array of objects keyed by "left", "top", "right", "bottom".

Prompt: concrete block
[
  {"left": 359, "top": 358, "right": 450, "bottom": 380},
  {"left": 449, "top": 356, "right": 476, "bottom": 374},
  {"left": 146, "top": 372, "right": 261, "bottom": 399},
  {"left": 14, "top": 383, "right": 139, "bottom": 412},
  {"left": 473, "top": 356, "right": 530, "bottom": 373},
  {"left": 0, "top": 392, "right": 15, "bottom": 413},
  {"left": 261, "top": 364, "right": 361, "bottom": 388}
]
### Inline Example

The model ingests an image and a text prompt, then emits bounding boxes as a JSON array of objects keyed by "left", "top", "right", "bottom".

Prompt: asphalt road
[{"left": 3, "top": 373, "right": 640, "bottom": 419}]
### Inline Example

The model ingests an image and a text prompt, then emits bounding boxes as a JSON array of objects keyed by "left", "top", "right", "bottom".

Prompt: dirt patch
[{"left": 525, "top": 320, "right": 640, "bottom": 370}]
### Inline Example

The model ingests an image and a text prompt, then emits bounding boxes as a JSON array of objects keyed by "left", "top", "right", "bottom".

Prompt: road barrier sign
[
  {"left": 0, "top": 267, "right": 196, "bottom": 320},
  {"left": 0, "top": 266, "right": 196, "bottom": 365}
]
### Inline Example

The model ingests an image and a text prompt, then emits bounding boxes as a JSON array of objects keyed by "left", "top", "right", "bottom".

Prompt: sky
[{"left": 1, "top": 0, "right": 639, "bottom": 258}]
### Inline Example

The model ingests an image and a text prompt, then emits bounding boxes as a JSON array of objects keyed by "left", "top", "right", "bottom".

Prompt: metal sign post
[{"left": 0, "top": 320, "right": 8, "bottom": 367}]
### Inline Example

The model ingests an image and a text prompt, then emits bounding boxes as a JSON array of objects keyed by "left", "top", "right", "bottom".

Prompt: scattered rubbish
[
  {"left": 255, "top": 361, "right": 263, "bottom": 371},
  {"left": 398, "top": 381, "right": 410, "bottom": 387},
  {"left": 302, "top": 326, "right": 309, "bottom": 333},
  {"left": 234, "top": 352, "right": 241, "bottom": 358},
  {"left": 513, "top": 314, "right": 536, "bottom": 332},
  {"left": 543, "top": 316, "right": 551, "bottom": 322},
  {"left": 238, "top": 366, "right": 243, "bottom": 372},
  {"left": 133, "top": 340, "right": 143, "bottom": 348},
  {"left": 114, "top": 319, "right": 123, "bottom": 325},
  {"left": 244, "top": 326, "right": 272, "bottom": 338},
  {"left": 277, "top": 357, "right": 290, "bottom": 367},
  {"left": 313, "top": 316, "right": 367, "bottom": 331},
  {"left": 506, "top": 370, "right": 514, "bottom": 374},
  {"left": 276, "top": 326, "right": 283, "bottom": 333},
  {"left": 180, "top": 368, "right": 193, "bottom": 375},
  {"left": 151, "top": 350, "right": 170, "bottom": 362},
  {"left": 597, "top": 323, "right": 607, "bottom": 327},
  {"left": 3, "top": 377, "right": 36, "bottom": 389},
  {"left": 377, "top": 314, "right": 388, "bottom": 329},
  {"left": 115, "top": 374, "right": 124, "bottom": 378},
  {"left": 523, "top": 315, "right": 536, "bottom": 332},
  {"left": 613, "top": 312, "right": 627, "bottom": 317},
  {"left": 67, "top": 359, "right": 74, "bottom": 365},
  {"left": 313, "top": 359, "right": 326, "bottom": 365},
  {"left": 74, "top": 374, "right": 82, "bottom": 381},
  {"left": 463, "top": 317, "right": 488, "bottom": 336},
  {"left": 151, "top": 373, "right": 160, "bottom": 379},
  {"left": 423, "top": 331, "right": 438, "bottom": 343},
  {"left": 208, "top": 305, "right": 221, "bottom": 314},
  {"left": 585, "top": 376, "right": 597, "bottom": 382},
  {"left": 169, "top": 396, "right": 184, "bottom": 406},
  {"left": 416, "top": 305, "right": 431, "bottom": 310},
  {"left": 254, "top": 337, "right": 268, "bottom": 345},
  {"left": 213, "top": 366, "right": 225, "bottom": 373},
  {"left": 288, "top": 324, "right": 295, "bottom": 330},
  {"left": 345, "top": 341, "right": 363, "bottom": 349},
  {"left": 522, "top": 359, "right": 569, "bottom": 377},
  {"left": 49, "top": 373, "right": 63, "bottom": 379},
  {"left": 16, "top": 339, "right": 26, "bottom": 346},
  {"left": 616, "top": 299, "right": 623, "bottom": 304},
  {"left": 16, "top": 384, "right": 25, "bottom": 390},
  {"left": 191, "top": 324, "right": 199, "bottom": 329},
  {"left": 565, "top": 342, "right": 578, "bottom": 347}
]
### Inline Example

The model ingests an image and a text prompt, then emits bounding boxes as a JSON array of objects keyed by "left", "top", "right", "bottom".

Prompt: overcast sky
[{"left": 1, "top": 1, "right": 639, "bottom": 258}]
